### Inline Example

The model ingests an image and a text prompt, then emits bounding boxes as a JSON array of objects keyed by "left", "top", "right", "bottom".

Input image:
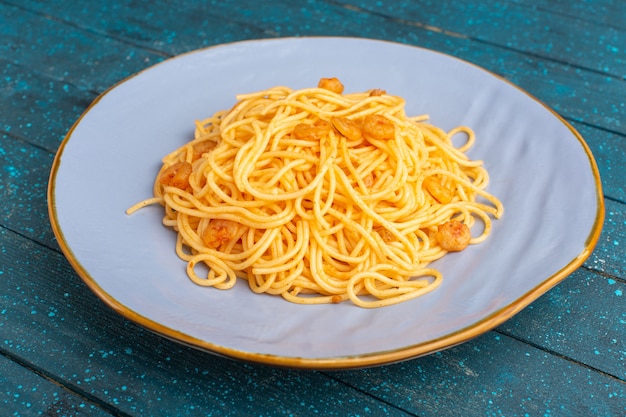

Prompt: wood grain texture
[
  {"left": 0, "top": 133, "right": 58, "bottom": 248},
  {"left": 0, "top": 59, "right": 96, "bottom": 153},
  {"left": 332, "top": 333, "right": 625, "bottom": 416},
  {"left": 0, "top": 3, "right": 163, "bottom": 94},
  {"left": 342, "top": 0, "right": 626, "bottom": 78},
  {"left": 513, "top": 0, "right": 626, "bottom": 31},
  {"left": 570, "top": 121, "right": 626, "bottom": 203},
  {"left": 6, "top": 1, "right": 625, "bottom": 163},
  {"left": 1, "top": 356, "right": 115, "bottom": 417},
  {"left": 585, "top": 198, "right": 626, "bottom": 279},
  {"left": 1, "top": 0, "right": 625, "bottom": 415},
  {"left": 499, "top": 268, "right": 626, "bottom": 379}
]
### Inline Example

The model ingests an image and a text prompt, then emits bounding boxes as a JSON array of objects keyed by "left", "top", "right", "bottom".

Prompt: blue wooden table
[{"left": 2, "top": 1, "right": 625, "bottom": 415}]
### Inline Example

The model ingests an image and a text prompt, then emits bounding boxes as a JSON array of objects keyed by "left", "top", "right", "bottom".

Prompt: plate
[{"left": 48, "top": 37, "right": 604, "bottom": 369}]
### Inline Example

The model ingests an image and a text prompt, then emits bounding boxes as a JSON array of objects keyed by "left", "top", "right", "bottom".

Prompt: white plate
[{"left": 48, "top": 37, "right": 604, "bottom": 369}]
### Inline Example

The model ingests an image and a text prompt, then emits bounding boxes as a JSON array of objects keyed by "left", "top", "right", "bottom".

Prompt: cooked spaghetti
[{"left": 127, "top": 78, "right": 503, "bottom": 308}]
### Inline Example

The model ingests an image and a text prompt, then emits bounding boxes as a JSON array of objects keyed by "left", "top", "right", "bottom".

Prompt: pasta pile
[{"left": 128, "top": 78, "right": 503, "bottom": 308}]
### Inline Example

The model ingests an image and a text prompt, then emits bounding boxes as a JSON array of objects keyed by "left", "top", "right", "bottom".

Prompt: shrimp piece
[
  {"left": 436, "top": 220, "right": 471, "bottom": 252},
  {"left": 362, "top": 114, "right": 395, "bottom": 140},
  {"left": 293, "top": 119, "right": 332, "bottom": 140},
  {"left": 375, "top": 227, "right": 395, "bottom": 243},
  {"left": 159, "top": 161, "right": 192, "bottom": 189},
  {"left": 362, "top": 172, "right": 374, "bottom": 188},
  {"left": 331, "top": 295, "right": 343, "bottom": 304},
  {"left": 318, "top": 77, "right": 344, "bottom": 94},
  {"left": 202, "top": 219, "right": 240, "bottom": 249},
  {"left": 423, "top": 176, "right": 454, "bottom": 204},
  {"left": 330, "top": 117, "right": 362, "bottom": 140},
  {"left": 192, "top": 140, "right": 217, "bottom": 161},
  {"left": 369, "top": 88, "right": 386, "bottom": 97}
]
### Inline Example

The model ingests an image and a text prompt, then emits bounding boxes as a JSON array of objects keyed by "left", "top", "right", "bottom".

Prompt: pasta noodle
[{"left": 127, "top": 78, "right": 503, "bottom": 308}]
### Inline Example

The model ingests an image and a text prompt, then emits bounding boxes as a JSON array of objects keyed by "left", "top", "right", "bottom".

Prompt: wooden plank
[
  {"left": 499, "top": 267, "right": 625, "bottom": 379},
  {"left": 338, "top": 0, "right": 626, "bottom": 78},
  {"left": 0, "top": 59, "right": 97, "bottom": 153},
  {"left": 6, "top": 3, "right": 625, "bottom": 166},
  {"left": 0, "top": 2, "right": 165, "bottom": 94},
  {"left": 331, "top": 330, "right": 626, "bottom": 416},
  {"left": 9, "top": 0, "right": 626, "bottom": 137},
  {"left": 0, "top": 133, "right": 58, "bottom": 249},
  {"left": 512, "top": 0, "right": 626, "bottom": 31},
  {"left": 0, "top": 0, "right": 266, "bottom": 65},
  {"left": 570, "top": 121, "right": 626, "bottom": 204},
  {"left": 585, "top": 198, "right": 626, "bottom": 279},
  {"left": 0, "top": 226, "right": 417, "bottom": 416},
  {"left": 0, "top": 355, "right": 116, "bottom": 416}
]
